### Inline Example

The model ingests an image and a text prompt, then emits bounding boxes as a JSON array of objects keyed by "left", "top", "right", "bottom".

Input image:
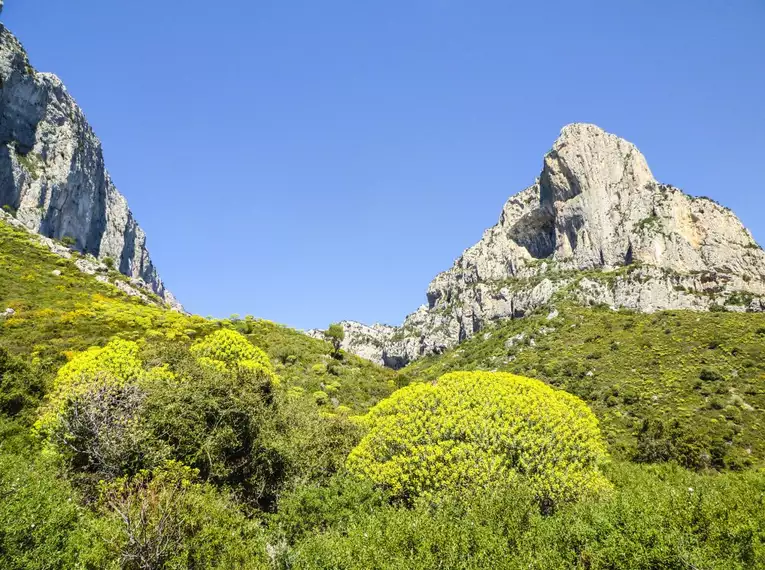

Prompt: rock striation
[
  {"left": 0, "top": 24, "right": 178, "bottom": 307},
  {"left": 338, "top": 123, "right": 765, "bottom": 367}
]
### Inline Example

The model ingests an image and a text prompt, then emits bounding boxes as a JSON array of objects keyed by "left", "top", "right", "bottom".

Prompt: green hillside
[
  {"left": 0, "top": 219, "right": 396, "bottom": 413},
  {"left": 2, "top": 215, "right": 765, "bottom": 569},
  {"left": 402, "top": 304, "right": 765, "bottom": 469}
]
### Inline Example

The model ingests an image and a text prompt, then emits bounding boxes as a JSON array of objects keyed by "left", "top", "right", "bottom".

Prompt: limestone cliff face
[
  {"left": 340, "top": 124, "right": 765, "bottom": 367},
  {"left": 0, "top": 24, "right": 178, "bottom": 308}
]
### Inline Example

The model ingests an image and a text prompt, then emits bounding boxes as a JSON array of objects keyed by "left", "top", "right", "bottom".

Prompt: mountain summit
[
  {"left": 0, "top": 24, "right": 176, "bottom": 306},
  {"left": 329, "top": 123, "right": 765, "bottom": 367}
]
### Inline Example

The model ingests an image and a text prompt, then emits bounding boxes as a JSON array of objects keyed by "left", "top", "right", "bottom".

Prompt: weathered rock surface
[
  {"left": 0, "top": 24, "right": 177, "bottom": 307},
  {"left": 306, "top": 321, "right": 400, "bottom": 367},
  {"left": 0, "top": 208, "right": 179, "bottom": 309},
  {"left": 339, "top": 123, "right": 765, "bottom": 367}
]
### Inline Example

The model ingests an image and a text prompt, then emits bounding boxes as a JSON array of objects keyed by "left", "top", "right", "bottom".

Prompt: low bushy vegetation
[
  {"left": 274, "top": 462, "right": 765, "bottom": 569},
  {"left": 404, "top": 304, "right": 765, "bottom": 469},
  {"left": 2, "top": 216, "right": 765, "bottom": 568}
]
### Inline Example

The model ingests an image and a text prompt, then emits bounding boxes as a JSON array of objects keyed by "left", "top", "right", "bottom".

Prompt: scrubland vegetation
[{"left": 2, "top": 219, "right": 765, "bottom": 569}]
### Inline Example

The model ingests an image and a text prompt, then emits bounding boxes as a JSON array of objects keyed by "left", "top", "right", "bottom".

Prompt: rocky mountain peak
[
  {"left": 0, "top": 23, "right": 178, "bottom": 308},
  {"left": 542, "top": 123, "right": 654, "bottom": 206},
  {"left": 333, "top": 124, "right": 765, "bottom": 368}
]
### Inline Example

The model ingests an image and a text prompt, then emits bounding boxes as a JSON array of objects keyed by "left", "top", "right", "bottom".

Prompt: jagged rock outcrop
[
  {"left": 338, "top": 123, "right": 765, "bottom": 367},
  {"left": 306, "top": 321, "right": 402, "bottom": 367},
  {"left": 0, "top": 24, "right": 178, "bottom": 308}
]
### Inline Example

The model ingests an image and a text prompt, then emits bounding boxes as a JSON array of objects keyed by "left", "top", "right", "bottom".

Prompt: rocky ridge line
[
  {"left": 0, "top": 23, "right": 178, "bottom": 307},
  {"left": 326, "top": 124, "right": 765, "bottom": 368}
]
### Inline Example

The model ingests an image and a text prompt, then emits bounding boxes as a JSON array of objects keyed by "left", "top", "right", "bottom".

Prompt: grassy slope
[
  {"left": 4, "top": 214, "right": 765, "bottom": 465},
  {"left": 4, "top": 218, "right": 765, "bottom": 569},
  {"left": 0, "top": 219, "right": 395, "bottom": 412},
  {"left": 402, "top": 304, "right": 765, "bottom": 467}
]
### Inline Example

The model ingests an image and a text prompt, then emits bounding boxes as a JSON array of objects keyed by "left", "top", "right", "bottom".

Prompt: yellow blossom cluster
[{"left": 347, "top": 371, "right": 611, "bottom": 504}]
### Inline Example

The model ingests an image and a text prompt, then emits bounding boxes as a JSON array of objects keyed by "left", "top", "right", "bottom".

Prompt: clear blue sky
[{"left": 4, "top": 1, "right": 765, "bottom": 329}]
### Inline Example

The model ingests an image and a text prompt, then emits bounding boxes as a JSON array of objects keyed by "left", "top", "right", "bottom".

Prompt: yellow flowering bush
[
  {"left": 190, "top": 328, "right": 271, "bottom": 369},
  {"left": 347, "top": 371, "right": 610, "bottom": 505},
  {"left": 190, "top": 329, "right": 276, "bottom": 384},
  {"left": 35, "top": 339, "right": 144, "bottom": 435},
  {"left": 35, "top": 339, "right": 174, "bottom": 438}
]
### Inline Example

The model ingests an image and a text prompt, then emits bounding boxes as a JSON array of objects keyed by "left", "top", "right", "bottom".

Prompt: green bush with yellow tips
[{"left": 348, "top": 371, "right": 610, "bottom": 506}]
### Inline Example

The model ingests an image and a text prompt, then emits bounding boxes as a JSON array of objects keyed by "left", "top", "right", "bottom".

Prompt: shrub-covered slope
[
  {"left": 2, "top": 212, "right": 765, "bottom": 569},
  {"left": 402, "top": 304, "right": 765, "bottom": 469},
  {"left": 0, "top": 218, "right": 396, "bottom": 412}
]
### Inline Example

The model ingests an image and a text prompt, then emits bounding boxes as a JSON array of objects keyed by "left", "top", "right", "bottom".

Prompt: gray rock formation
[
  {"left": 0, "top": 208, "right": 178, "bottom": 309},
  {"left": 306, "top": 321, "right": 402, "bottom": 367},
  {"left": 0, "top": 24, "right": 178, "bottom": 307},
  {"left": 339, "top": 123, "right": 765, "bottom": 367}
]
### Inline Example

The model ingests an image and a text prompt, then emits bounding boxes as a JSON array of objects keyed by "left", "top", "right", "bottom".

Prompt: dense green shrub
[
  {"left": 0, "top": 348, "right": 44, "bottom": 419},
  {"left": 268, "top": 392, "right": 362, "bottom": 489},
  {"left": 279, "top": 462, "right": 765, "bottom": 570},
  {"left": 0, "top": 451, "right": 113, "bottom": 569},
  {"left": 347, "top": 371, "right": 610, "bottom": 506},
  {"left": 97, "top": 462, "right": 267, "bottom": 569},
  {"left": 143, "top": 367, "right": 361, "bottom": 509},
  {"left": 270, "top": 474, "right": 386, "bottom": 547},
  {"left": 140, "top": 354, "right": 285, "bottom": 507},
  {"left": 700, "top": 367, "right": 725, "bottom": 382}
]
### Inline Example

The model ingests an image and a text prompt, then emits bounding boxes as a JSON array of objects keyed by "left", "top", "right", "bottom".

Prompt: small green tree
[{"left": 324, "top": 323, "right": 345, "bottom": 359}]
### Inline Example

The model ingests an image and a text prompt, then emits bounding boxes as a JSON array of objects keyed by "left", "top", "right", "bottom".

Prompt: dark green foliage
[
  {"left": 324, "top": 323, "right": 345, "bottom": 358},
  {"left": 270, "top": 475, "right": 386, "bottom": 546},
  {"left": 275, "top": 462, "right": 765, "bottom": 570},
  {"left": 0, "top": 450, "right": 113, "bottom": 569},
  {"left": 97, "top": 462, "right": 267, "bottom": 569},
  {"left": 0, "top": 348, "right": 44, "bottom": 419},
  {"left": 140, "top": 356, "right": 285, "bottom": 508},
  {"left": 633, "top": 418, "right": 735, "bottom": 470},
  {"left": 405, "top": 305, "right": 765, "bottom": 468},
  {"left": 700, "top": 367, "right": 725, "bottom": 382}
]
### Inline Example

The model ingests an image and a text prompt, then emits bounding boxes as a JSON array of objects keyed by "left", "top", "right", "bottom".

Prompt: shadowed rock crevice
[
  {"left": 624, "top": 243, "right": 634, "bottom": 265},
  {"left": 0, "top": 143, "right": 17, "bottom": 208},
  {"left": 507, "top": 208, "right": 556, "bottom": 260},
  {"left": 120, "top": 218, "right": 137, "bottom": 276}
]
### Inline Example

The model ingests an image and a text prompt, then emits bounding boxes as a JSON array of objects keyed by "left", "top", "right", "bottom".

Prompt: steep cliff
[
  {"left": 337, "top": 124, "right": 765, "bottom": 367},
  {"left": 0, "top": 23, "right": 178, "bottom": 307}
]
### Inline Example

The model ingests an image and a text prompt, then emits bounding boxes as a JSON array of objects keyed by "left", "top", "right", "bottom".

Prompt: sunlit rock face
[
  {"left": 0, "top": 24, "right": 179, "bottom": 308},
  {"left": 338, "top": 123, "right": 765, "bottom": 367}
]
